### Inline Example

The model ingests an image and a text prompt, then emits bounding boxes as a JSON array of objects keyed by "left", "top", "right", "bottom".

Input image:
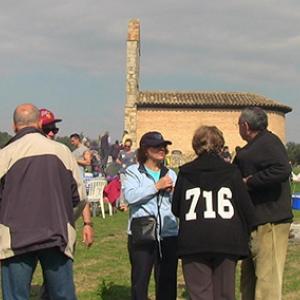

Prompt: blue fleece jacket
[{"left": 123, "top": 164, "right": 178, "bottom": 238}]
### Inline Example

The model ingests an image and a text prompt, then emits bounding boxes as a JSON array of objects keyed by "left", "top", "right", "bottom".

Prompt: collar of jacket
[
  {"left": 4, "top": 127, "right": 44, "bottom": 148},
  {"left": 180, "top": 151, "right": 230, "bottom": 173},
  {"left": 138, "top": 163, "right": 169, "bottom": 179},
  {"left": 243, "top": 129, "right": 268, "bottom": 149}
]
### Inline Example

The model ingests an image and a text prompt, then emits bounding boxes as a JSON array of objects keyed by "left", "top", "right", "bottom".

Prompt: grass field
[
  {"left": 292, "top": 181, "right": 300, "bottom": 194},
  {"left": 14, "top": 209, "right": 298, "bottom": 300},
  {"left": 1, "top": 181, "right": 300, "bottom": 299}
]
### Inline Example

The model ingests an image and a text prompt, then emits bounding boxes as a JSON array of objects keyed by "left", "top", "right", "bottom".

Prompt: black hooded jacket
[{"left": 172, "top": 152, "right": 257, "bottom": 259}]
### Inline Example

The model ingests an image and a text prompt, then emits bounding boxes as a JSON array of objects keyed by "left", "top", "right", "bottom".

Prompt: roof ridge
[
  {"left": 140, "top": 90, "right": 269, "bottom": 96},
  {"left": 137, "top": 90, "right": 292, "bottom": 113}
]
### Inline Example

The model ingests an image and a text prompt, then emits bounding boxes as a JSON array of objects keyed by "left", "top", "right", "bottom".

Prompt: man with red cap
[
  {"left": 39, "top": 108, "right": 93, "bottom": 244},
  {"left": 39, "top": 108, "right": 62, "bottom": 140},
  {"left": 38, "top": 108, "right": 94, "bottom": 300}
]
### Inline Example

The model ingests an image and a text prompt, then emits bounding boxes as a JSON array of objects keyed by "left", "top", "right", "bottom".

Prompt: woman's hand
[{"left": 155, "top": 175, "right": 173, "bottom": 191}]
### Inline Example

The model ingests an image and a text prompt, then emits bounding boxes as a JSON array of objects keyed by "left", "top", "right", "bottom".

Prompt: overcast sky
[{"left": 0, "top": 0, "right": 299, "bottom": 142}]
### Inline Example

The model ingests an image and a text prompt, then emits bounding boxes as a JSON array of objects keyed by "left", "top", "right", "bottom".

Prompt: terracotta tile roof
[{"left": 138, "top": 91, "right": 292, "bottom": 113}]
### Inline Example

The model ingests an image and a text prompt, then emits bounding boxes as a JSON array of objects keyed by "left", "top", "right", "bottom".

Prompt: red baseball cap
[{"left": 39, "top": 108, "right": 62, "bottom": 126}]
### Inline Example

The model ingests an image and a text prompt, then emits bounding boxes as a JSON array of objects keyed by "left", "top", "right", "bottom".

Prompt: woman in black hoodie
[{"left": 172, "top": 126, "right": 256, "bottom": 300}]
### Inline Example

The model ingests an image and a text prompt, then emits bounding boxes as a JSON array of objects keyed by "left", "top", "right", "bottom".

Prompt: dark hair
[
  {"left": 70, "top": 133, "right": 81, "bottom": 141},
  {"left": 192, "top": 126, "right": 225, "bottom": 156},
  {"left": 137, "top": 145, "right": 169, "bottom": 164},
  {"left": 137, "top": 146, "right": 148, "bottom": 164},
  {"left": 240, "top": 107, "right": 268, "bottom": 131},
  {"left": 124, "top": 138, "right": 133, "bottom": 146}
]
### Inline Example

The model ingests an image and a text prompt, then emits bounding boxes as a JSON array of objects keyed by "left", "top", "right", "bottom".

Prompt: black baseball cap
[{"left": 140, "top": 131, "right": 172, "bottom": 147}]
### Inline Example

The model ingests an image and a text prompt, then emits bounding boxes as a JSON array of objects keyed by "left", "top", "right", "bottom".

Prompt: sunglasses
[
  {"left": 124, "top": 145, "right": 131, "bottom": 148},
  {"left": 43, "top": 126, "right": 59, "bottom": 135}
]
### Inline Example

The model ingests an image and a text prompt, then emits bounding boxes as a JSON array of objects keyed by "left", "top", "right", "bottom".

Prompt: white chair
[{"left": 87, "top": 178, "right": 112, "bottom": 218}]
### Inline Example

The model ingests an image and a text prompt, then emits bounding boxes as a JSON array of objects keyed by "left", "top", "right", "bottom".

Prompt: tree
[
  {"left": 286, "top": 142, "right": 300, "bottom": 165},
  {"left": 0, "top": 131, "right": 12, "bottom": 148},
  {"left": 56, "top": 136, "right": 74, "bottom": 151}
]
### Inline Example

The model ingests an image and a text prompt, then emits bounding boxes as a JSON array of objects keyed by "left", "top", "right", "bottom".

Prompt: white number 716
[{"left": 185, "top": 187, "right": 234, "bottom": 221}]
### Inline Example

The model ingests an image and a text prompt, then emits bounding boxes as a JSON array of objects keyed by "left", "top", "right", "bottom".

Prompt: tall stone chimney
[{"left": 124, "top": 19, "right": 140, "bottom": 147}]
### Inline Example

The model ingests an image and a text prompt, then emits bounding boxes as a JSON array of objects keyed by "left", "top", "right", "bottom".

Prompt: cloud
[
  {"left": 0, "top": 1, "right": 299, "bottom": 76},
  {"left": 0, "top": 0, "right": 299, "bottom": 140}
]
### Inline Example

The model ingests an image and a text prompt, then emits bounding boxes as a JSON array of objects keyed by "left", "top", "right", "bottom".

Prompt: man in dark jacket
[
  {"left": 234, "top": 107, "right": 293, "bottom": 300},
  {"left": 0, "top": 103, "right": 86, "bottom": 300}
]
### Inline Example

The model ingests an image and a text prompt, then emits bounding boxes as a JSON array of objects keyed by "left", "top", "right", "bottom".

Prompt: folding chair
[{"left": 87, "top": 178, "right": 112, "bottom": 218}]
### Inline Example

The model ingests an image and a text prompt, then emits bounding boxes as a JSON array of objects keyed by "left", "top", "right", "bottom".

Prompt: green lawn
[
  {"left": 1, "top": 209, "right": 300, "bottom": 299},
  {"left": 293, "top": 166, "right": 300, "bottom": 176},
  {"left": 292, "top": 181, "right": 300, "bottom": 194}
]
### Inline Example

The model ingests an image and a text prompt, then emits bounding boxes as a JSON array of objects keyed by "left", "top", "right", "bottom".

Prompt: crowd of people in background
[{"left": 0, "top": 103, "right": 293, "bottom": 300}]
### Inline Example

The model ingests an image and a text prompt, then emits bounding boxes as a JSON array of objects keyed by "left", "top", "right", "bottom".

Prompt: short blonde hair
[{"left": 192, "top": 126, "right": 225, "bottom": 156}]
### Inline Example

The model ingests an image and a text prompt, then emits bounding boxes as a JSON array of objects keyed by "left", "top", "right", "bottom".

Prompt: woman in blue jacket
[{"left": 123, "top": 131, "right": 178, "bottom": 300}]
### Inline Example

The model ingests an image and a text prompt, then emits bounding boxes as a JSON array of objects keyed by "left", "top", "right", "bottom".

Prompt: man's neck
[
  {"left": 246, "top": 131, "right": 260, "bottom": 143},
  {"left": 15, "top": 124, "right": 39, "bottom": 133}
]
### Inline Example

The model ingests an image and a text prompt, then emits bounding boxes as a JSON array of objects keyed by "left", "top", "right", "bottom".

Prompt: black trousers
[
  {"left": 182, "top": 255, "right": 237, "bottom": 300},
  {"left": 128, "top": 235, "right": 178, "bottom": 300}
]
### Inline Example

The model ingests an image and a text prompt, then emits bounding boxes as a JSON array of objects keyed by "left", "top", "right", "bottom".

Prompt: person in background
[
  {"left": 123, "top": 131, "right": 178, "bottom": 300},
  {"left": 117, "top": 138, "right": 136, "bottom": 210},
  {"left": 232, "top": 146, "right": 242, "bottom": 161},
  {"left": 221, "top": 145, "right": 232, "bottom": 163},
  {"left": 39, "top": 108, "right": 62, "bottom": 139},
  {"left": 39, "top": 108, "right": 94, "bottom": 300},
  {"left": 90, "top": 149, "right": 102, "bottom": 177},
  {"left": 172, "top": 125, "right": 256, "bottom": 300},
  {"left": 40, "top": 113, "right": 93, "bottom": 232},
  {"left": 40, "top": 114, "right": 93, "bottom": 244},
  {"left": 121, "top": 130, "right": 131, "bottom": 147},
  {"left": 100, "top": 131, "right": 110, "bottom": 169},
  {"left": 70, "top": 133, "right": 92, "bottom": 178},
  {"left": 117, "top": 139, "right": 136, "bottom": 171},
  {"left": 82, "top": 136, "right": 90, "bottom": 148},
  {"left": 0, "top": 104, "right": 88, "bottom": 299},
  {"left": 111, "top": 140, "right": 121, "bottom": 161},
  {"left": 234, "top": 107, "right": 293, "bottom": 300}
]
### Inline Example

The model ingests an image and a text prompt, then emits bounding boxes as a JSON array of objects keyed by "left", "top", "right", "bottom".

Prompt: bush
[{"left": 287, "top": 142, "right": 300, "bottom": 165}]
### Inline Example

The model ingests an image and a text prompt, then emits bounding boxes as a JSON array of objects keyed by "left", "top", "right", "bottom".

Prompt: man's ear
[
  {"left": 12, "top": 123, "right": 17, "bottom": 133},
  {"left": 38, "top": 119, "right": 43, "bottom": 129},
  {"left": 244, "top": 122, "right": 250, "bottom": 133}
]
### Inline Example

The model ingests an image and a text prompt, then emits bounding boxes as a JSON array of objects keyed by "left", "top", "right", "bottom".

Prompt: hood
[{"left": 179, "top": 152, "right": 237, "bottom": 190}]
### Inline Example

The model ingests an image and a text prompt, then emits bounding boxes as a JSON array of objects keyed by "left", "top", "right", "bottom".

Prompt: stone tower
[{"left": 124, "top": 19, "right": 140, "bottom": 147}]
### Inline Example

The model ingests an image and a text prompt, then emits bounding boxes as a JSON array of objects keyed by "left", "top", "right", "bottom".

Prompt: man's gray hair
[
  {"left": 240, "top": 107, "right": 268, "bottom": 131},
  {"left": 13, "top": 104, "right": 40, "bottom": 126}
]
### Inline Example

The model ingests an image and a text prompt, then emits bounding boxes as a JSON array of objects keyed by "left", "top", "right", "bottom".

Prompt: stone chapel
[{"left": 124, "top": 19, "right": 292, "bottom": 155}]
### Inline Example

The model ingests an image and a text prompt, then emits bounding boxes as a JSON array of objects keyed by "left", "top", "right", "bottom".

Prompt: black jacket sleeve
[
  {"left": 247, "top": 137, "right": 291, "bottom": 189},
  {"left": 233, "top": 170, "right": 257, "bottom": 231},
  {"left": 172, "top": 171, "right": 183, "bottom": 218}
]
